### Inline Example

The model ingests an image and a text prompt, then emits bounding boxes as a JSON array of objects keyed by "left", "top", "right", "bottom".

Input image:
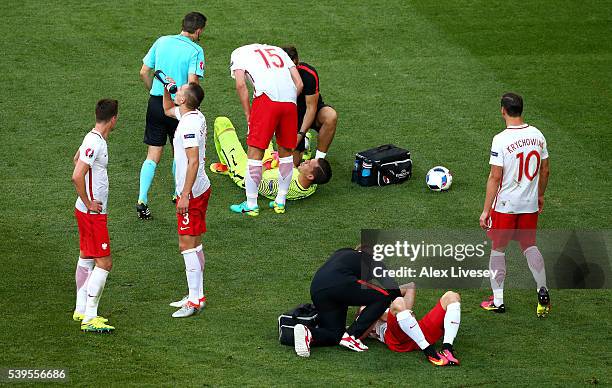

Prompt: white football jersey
[
  {"left": 75, "top": 129, "right": 109, "bottom": 214},
  {"left": 173, "top": 108, "right": 210, "bottom": 198},
  {"left": 230, "top": 43, "right": 297, "bottom": 103},
  {"left": 489, "top": 124, "right": 549, "bottom": 214}
]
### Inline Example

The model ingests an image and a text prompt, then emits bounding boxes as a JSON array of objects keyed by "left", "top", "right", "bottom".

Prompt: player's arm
[
  {"left": 162, "top": 77, "right": 177, "bottom": 119},
  {"left": 72, "top": 149, "right": 79, "bottom": 166},
  {"left": 176, "top": 147, "right": 199, "bottom": 215},
  {"left": 538, "top": 158, "right": 550, "bottom": 213},
  {"left": 233, "top": 69, "right": 251, "bottom": 123},
  {"left": 479, "top": 165, "right": 503, "bottom": 229},
  {"left": 139, "top": 64, "right": 154, "bottom": 91},
  {"left": 188, "top": 74, "right": 200, "bottom": 84},
  {"left": 71, "top": 160, "right": 102, "bottom": 213},
  {"left": 299, "top": 94, "right": 319, "bottom": 138},
  {"left": 289, "top": 66, "right": 303, "bottom": 96}
]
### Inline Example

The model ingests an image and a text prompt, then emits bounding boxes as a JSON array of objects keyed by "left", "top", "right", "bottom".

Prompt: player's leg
[
  {"left": 230, "top": 96, "right": 275, "bottom": 216},
  {"left": 73, "top": 210, "right": 94, "bottom": 321},
  {"left": 334, "top": 281, "right": 399, "bottom": 351},
  {"left": 194, "top": 190, "right": 210, "bottom": 308},
  {"left": 137, "top": 96, "right": 167, "bottom": 219},
  {"left": 211, "top": 117, "right": 236, "bottom": 175},
  {"left": 81, "top": 255, "right": 114, "bottom": 332},
  {"left": 172, "top": 234, "right": 201, "bottom": 318},
  {"left": 313, "top": 106, "right": 337, "bottom": 159},
  {"left": 213, "top": 117, "right": 248, "bottom": 187},
  {"left": 482, "top": 210, "right": 513, "bottom": 312},
  {"left": 79, "top": 213, "right": 114, "bottom": 332},
  {"left": 74, "top": 252, "right": 94, "bottom": 321},
  {"left": 389, "top": 296, "right": 448, "bottom": 366},
  {"left": 439, "top": 291, "right": 461, "bottom": 365},
  {"left": 297, "top": 288, "right": 349, "bottom": 356},
  {"left": 389, "top": 297, "right": 430, "bottom": 352},
  {"left": 262, "top": 141, "right": 277, "bottom": 169},
  {"left": 173, "top": 191, "right": 209, "bottom": 317},
  {"left": 137, "top": 146, "right": 162, "bottom": 218},
  {"left": 195, "top": 238, "right": 206, "bottom": 308},
  {"left": 270, "top": 102, "right": 298, "bottom": 212},
  {"left": 518, "top": 213, "right": 550, "bottom": 317}
]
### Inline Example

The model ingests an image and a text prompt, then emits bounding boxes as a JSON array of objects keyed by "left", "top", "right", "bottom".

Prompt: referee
[
  {"left": 294, "top": 247, "right": 401, "bottom": 357},
  {"left": 136, "top": 12, "right": 207, "bottom": 220}
]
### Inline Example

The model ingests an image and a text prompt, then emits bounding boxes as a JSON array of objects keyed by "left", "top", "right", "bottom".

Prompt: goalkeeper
[{"left": 210, "top": 117, "right": 332, "bottom": 210}]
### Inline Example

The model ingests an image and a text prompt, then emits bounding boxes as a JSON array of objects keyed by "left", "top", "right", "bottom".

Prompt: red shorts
[
  {"left": 177, "top": 188, "right": 211, "bottom": 236},
  {"left": 247, "top": 93, "right": 297, "bottom": 150},
  {"left": 487, "top": 210, "right": 538, "bottom": 250},
  {"left": 384, "top": 302, "right": 446, "bottom": 352},
  {"left": 75, "top": 209, "right": 111, "bottom": 258}
]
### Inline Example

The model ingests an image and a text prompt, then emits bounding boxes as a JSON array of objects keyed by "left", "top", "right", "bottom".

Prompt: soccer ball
[{"left": 426, "top": 166, "right": 453, "bottom": 191}]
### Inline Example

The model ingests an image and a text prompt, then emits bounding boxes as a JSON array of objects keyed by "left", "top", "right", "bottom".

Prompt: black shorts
[
  {"left": 296, "top": 103, "right": 333, "bottom": 152},
  {"left": 144, "top": 95, "right": 179, "bottom": 146}
]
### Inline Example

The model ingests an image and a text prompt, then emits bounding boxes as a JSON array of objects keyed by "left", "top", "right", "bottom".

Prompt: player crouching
[{"left": 368, "top": 286, "right": 461, "bottom": 367}]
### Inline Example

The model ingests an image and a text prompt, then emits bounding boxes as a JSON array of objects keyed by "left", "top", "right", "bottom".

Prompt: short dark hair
[
  {"left": 95, "top": 99, "right": 118, "bottom": 122},
  {"left": 501, "top": 93, "right": 523, "bottom": 117},
  {"left": 312, "top": 158, "right": 332, "bottom": 184},
  {"left": 182, "top": 12, "right": 207, "bottom": 33},
  {"left": 281, "top": 46, "right": 298, "bottom": 62},
  {"left": 184, "top": 82, "right": 204, "bottom": 109}
]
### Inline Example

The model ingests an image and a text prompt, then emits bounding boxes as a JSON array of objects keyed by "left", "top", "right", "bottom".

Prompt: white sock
[
  {"left": 84, "top": 267, "right": 109, "bottom": 322},
  {"left": 489, "top": 250, "right": 506, "bottom": 306},
  {"left": 524, "top": 246, "right": 547, "bottom": 290},
  {"left": 396, "top": 310, "right": 430, "bottom": 350},
  {"left": 274, "top": 156, "right": 294, "bottom": 206},
  {"left": 182, "top": 248, "right": 201, "bottom": 305},
  {"left": 245, "top": 159, "right": 263, "bottom": 208},
  {"left": 75, "top": 258, "right": 94, "bottom": 314},
  {"left": 315, "top": 150, "right": 327, "bottom": 159},
  {"left": 443, "top": 302, "right": 461, "bottom": 345},
  {"left": 196, "top": 244, "right": 205, "bottom": 299}
]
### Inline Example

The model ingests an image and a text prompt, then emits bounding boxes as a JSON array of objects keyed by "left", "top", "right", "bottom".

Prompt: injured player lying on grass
[
  {"left": 365, "top": 284, "right": 462, "bottom": 366},
  {"left": 293, "top": 283, "right": 462, "bottom": 367},
  {"left": 209, "top": 117, "right": 332, "bottom": 214}
]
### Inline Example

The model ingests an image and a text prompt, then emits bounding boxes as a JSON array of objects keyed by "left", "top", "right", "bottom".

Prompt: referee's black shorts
[{"left": 144, "top": 95, "right": 179, "bottom": 146}]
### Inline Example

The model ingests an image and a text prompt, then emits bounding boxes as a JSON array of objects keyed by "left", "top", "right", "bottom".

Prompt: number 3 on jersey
[
  {"left": 182, "top": 213, "right": 190, "bottom": 225},
  {"left": 254, "top": 48, "right": 284, "bottom": 68},
  {"left": 516, "top": 150, "right": 540, "bottom": 182}
]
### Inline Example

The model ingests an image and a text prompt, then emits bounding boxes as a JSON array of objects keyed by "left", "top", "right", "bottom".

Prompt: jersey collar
[
  {"left": 90, "top": 129, "right": 104, "bottom": 139},
  {"left": 506, "top": 124, "right": 529, "bottom": 130}
]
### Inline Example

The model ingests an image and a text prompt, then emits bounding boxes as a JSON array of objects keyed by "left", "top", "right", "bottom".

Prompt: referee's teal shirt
[{"left": 143, "top": 34, "right": 205, "bottom": 97}]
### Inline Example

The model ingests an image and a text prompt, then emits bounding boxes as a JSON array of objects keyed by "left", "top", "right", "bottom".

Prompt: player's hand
[
  {"left": 538, "top": 195, "right": 544, "bottom": 214},
  {"left": 177, "top": 195, "right": 189, "bottom": 215},
  {"left": 479, "top": 210, "right": 491, "bottom": 230},
  {"left": 87, "top": 200, "right": 103, "bottom": 213},
  {"left": 165, "top": 76, "right": 176, "bottom": 84}
]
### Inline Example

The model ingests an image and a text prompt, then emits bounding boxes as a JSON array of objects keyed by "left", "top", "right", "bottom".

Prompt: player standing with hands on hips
[
  {"left": 71, "top": 99, "right": 119, "bottom": 332},
  {"left": 228, "top": 43, "right": 303, "bottom": 216},
  {"left": 136, "top": 12, "right": 207, "bottom": 220},
  {"left": 479, "top": 93, "right": 551, "bottom": 317},
  {"left": 161, "top": 77, "right": 210, "bottom": 318}
]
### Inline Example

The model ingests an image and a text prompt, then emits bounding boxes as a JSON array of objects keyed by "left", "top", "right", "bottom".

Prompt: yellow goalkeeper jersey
[{"left": 259, "top": 168, "right": 317, "bottom": 200}]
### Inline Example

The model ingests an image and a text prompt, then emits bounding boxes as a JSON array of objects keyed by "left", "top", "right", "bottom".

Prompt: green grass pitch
[{"left": 1, "top": 0, "right": 611, "bottom": 386}]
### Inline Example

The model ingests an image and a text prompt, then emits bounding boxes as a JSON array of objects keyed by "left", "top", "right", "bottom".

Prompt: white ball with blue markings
[{"left": 426, "top": 166, "right": 453, "bottom": 191}]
